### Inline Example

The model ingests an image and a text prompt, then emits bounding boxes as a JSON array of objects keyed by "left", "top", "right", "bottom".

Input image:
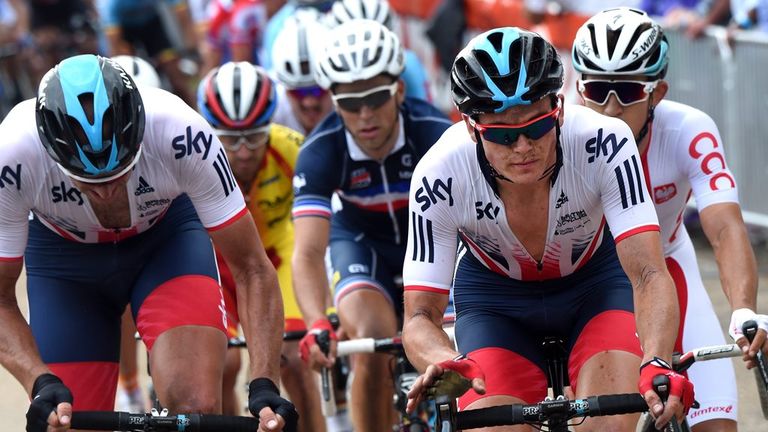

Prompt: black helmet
[
  {"left": 36, "top": 54, "right": 145, "bottom": 182},
  {"left": 451, "top": 27, "right": 563, "bottom": 116}
]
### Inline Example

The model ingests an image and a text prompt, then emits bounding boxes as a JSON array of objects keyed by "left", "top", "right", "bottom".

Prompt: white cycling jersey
[
  {"left": 643, "top": 99, "right": 739, "bottom": 425},
  {"left": 403, "top": 104, "right": 659, "bottom": 291},
  {"left": 0, "top": 87, "right": 245, "bottom": 258},
  {"left": 644, "top": 99, "right": 739, "bottom": 253}
]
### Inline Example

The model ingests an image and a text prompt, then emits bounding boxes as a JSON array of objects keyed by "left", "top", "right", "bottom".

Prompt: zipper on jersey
[
  {"left": 378, "top": 164, "right": 401, "bottom": 245},
  {"left": 536, "top": 260, "right": 543, "bottom": 272}
]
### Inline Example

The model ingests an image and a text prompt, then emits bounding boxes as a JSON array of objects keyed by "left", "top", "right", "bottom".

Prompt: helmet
[
  {"left": 572, "top": 7, "right": 669, "bottom": 78},
  {"left": 36, "top": 54, "right": 145, "bottom": 183},
  {"left": 315, "top": 19, "right": 405, "bottom": 90},
  {"left": 451, "top": 27, "right": 563, "bottom": 116},
  {"left": 110, "top": 55, "right": 161, "bottom": 88},
  {"left": 272, "top": 9, "right": 329, "bottom": 89},
  {"left": 197, "top": 61, "right": 277, "bottom": 129},
  {"left": 330, "top": 0, "right": 393, "bottom": 30}
]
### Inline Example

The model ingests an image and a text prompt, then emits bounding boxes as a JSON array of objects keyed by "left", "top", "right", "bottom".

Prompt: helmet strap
[
  {"left": 636, "top": 100, "right": 656, "bottom": 145},
  {"left": 537, "top": 121, "right": 562, "bottom": 187}
]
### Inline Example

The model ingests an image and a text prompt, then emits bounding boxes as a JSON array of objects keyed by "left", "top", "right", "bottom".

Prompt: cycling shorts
[
  {"left": 217, "top": 233, "right": 306, "bottom": 337},
  {"left": 25, "top": 194, "right": 226, "bottom": 411},
  {"left": 329, "top": 222, "right": 406, "bottom": 316},
  {"left": 453, "top": 237, "right": 642, "bottom": 407}
]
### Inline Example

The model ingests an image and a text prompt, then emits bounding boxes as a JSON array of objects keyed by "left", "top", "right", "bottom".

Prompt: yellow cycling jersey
[{"left": 246, "top": 124, "right": 303, "bottom": 248}]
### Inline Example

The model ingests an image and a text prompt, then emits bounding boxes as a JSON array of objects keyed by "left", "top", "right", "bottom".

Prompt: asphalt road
[{"left": 1, "top": 226, "right": 767, "bottom": 430}]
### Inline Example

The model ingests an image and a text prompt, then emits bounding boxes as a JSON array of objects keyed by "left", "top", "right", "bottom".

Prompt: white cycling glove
[{"left": 728, "top": 308, "right": 768, "bottom": 343}]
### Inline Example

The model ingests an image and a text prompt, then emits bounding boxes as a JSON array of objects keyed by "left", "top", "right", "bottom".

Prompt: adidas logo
[
  {"left": 134, "top": 176, "right": 155, "bottom": 196},
  {"left": 555, "top": 191, "right": 569, "bottom": 209}
]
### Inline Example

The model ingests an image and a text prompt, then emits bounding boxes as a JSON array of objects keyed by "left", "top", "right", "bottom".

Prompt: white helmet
[
  {"left": 330, "top": 0, "right": 393, "bottom": 30},
  {"left": 110, "top": 55, "right": 161, "bottom": 88},
  {"left": 271, "top": 9, "right": 329, "bottom": 89},
  {"left": 572, "top": 7, "right": 669, "bottom": 78},
  {"left": 315, "top": 19, "right": 405, "bottom": 89}
]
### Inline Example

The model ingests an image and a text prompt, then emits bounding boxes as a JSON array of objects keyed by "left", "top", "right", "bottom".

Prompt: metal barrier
[{"left": 393, "top": 9, "right": 768, "bottom": 226}]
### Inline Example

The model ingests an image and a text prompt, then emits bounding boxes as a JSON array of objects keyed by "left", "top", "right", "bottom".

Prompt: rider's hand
[
  {"left": 298, "top": 318, "right": 337, "bottom": 370},
  {"left": 728, "top": 308, "right": 768, "bottom": 368},
  {"left": 638, "top": 357, "right": 695, "bottom": 430},
  {"left": 26, "top": 373, "right": 73, "bottom": 432},
  {"left": 248, "top": 378, "right": 298, "bottom": 432},
  {"left": 406, "top": 355, "right": 486, "bottom": 414}
]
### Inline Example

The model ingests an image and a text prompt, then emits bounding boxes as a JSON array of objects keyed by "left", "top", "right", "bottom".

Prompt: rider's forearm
[
  {"left": 633, "top": 269, "right": 678, "bottom": 363},
  {"left": 0, "top": 300, "right": 50, "bottom": 395},
  {"left": 711, "top": 223, "right": 758, "bottom": 311},
  {"left": 237, "top": 264, "right": 283, "bottom": 383},
  {"left": 402, "top": 309, "right": 457, "bottom": 372},
  {"left": 291, "top": 251, "right": 331, "bottom": 325}
]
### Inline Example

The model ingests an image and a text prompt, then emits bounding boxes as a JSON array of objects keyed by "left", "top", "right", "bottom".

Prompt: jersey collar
[{"left": 344, "top": 114, "right": 405, "bottom": 161}]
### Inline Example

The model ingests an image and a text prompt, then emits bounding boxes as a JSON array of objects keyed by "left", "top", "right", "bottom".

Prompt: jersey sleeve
[
  {"left": 592, "top": 119, "right": 660, "bottom": 242},
  {"left": 291, "top": 138, "right": 341, "bottom": 220},
  {"left": 0, "top": 103, "right": 37, "bottom": 258},
  {"left": 161, "top": 96, "right": 247, "bottom": 230},
  {"left": 402, "top": 146, "right": 461, "bottom": 295},
  {"left": 678, "top": 110, "right": 739, "bottom": 211}
]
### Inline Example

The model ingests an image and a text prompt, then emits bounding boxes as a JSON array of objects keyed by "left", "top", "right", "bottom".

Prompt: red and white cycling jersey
[
  {"left": 0, "top": 87, "right": 245, "bottom": 258},
  {"left": 403, "top": 105, "right": 660, "bottom": 291},
  {"left": 207, "top": 0, "right": 267, "bottom": 48},
  {"left": 642, "top": 99, "right": 739, "bottom": 253}
]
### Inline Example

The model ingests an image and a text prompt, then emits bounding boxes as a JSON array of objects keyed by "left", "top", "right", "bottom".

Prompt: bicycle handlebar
[
  {"left": 71, "top": 411, "right": 260, "bottom": 431},
  {"left": 438, "top": 393, "right": 647, "bottom": 431}
]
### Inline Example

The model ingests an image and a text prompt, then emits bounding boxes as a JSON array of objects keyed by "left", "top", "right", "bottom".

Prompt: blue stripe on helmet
[
  {"left": 58, "top": 55, "right": 120, "bottom": 175},
  {"left": 474, "top": 29, "right": 532, "bottom": 112},
  {"left": 643, "top": 40, "right": 669, "bottom": 76}
]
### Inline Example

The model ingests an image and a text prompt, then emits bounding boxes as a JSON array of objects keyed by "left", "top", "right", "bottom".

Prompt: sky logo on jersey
[
  {"left": 350, "top": 168, "right": 371, "bottom": 189},
  {"left": 653, "top": 183, "right": 677, "bottom": 204},
  {"left": 134, "top": 176, "right": 155, "bottom": 196},
  {"left": 415, "top": 177, "right": 453, "bottom": 211},
  {"left": 0, "top": 164, "right": 21, "bottom": 190},
  {"left": 585, "top": 128, "right": 628, "bottom": 164},
  {"left": 475, "top": 201, "right": 500, "bottom": 221},
  {"left": 51, "top": 182, "right": 83, "bottom": 206},
  {"left": 555, "top": 191, "right": 569, "bottom": 209},
  {"left": 172, "top": 126, "right": 214, "bottom": 160}
]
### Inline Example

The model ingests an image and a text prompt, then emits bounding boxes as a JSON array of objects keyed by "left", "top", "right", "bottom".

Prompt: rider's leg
[
  {"left": 667, "top": 247, "right": 738, "bottom": 432},
  {"left": 117, "top": 307, "right": 146, "bottom": 412},
  {"left": 222, "top": 347, "right": 242, "bottom": 415},
  {"left": 133, "top": 197, "right": 230, "bottom": 414},
  {"left": 337, "top": 289, "right": 398, "bottom": 432},
  {"left": 281, "top": 340, "right": 327, "bottom": 431}
]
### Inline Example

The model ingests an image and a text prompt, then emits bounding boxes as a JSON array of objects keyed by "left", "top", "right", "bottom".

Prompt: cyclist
[
  {"left": 270, "top": 8, "right": 333, "bottom": 136},
  {"left": 402, "top": 27, "right": 694, "bottom": 431},
  {"left": 110, "top": 53, "right": 163, "bottom": 415},
  {"left": 0, "top": 54, "right": 296, "bottom": 431},
  {"left": 328, "top": 0, "right": 432, "bottom": 102},
  {"left": 201, "top": 0, "right": 271, "bottom": 74},
  {"left": 291, "top": 19, "right": 452, "bottom": 431},
  {"left": 98, "top": 0, "right": 197, "bottom": 105},
  {"left": 197, "top": 60, "right": 326, "bottom": 431},
  {"left": 572, "top": 7, "right": 768, "bottom": 430}
]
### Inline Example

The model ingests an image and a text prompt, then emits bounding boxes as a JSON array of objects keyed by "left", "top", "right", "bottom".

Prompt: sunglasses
[
  {"left": 287, "top": 86, "right": 328, "bottom": 100},
  {"left": 578, "top": 80, "right": 659, "bottom": 106},
  {"left": 331, "top": 82, "right": 398, "bottom": 113},
  {"left": 466, "top": 105, "right": 560, "bottom": 145},
  {"left": 215, "top": 125, "right": 270, "bottom": 152}
]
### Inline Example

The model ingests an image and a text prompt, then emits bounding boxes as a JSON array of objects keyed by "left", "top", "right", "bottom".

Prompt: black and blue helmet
[
  {"left": 36, "top": 54, "right": 145, "bottom": 182},
  {"left": 451, "top": 27, "right": 563, "bottom": 116}
]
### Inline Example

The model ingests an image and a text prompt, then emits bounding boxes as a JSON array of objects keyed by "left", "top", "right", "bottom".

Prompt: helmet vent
[
  {"left": 486, "top": 31, "right": 505, "bottom": 53},
  {"left": 606, "top": 27, "right": 622, "bottom": 60},
  {"left": 78, "top": 93, "right": 95, "bottom": 124},
  {"left": 587, "top": 24, "right": 599, "bottom": 58}
]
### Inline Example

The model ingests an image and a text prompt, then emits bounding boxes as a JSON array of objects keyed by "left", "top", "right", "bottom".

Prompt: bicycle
[
  {"left": 431, "top": 321, "right": 768, "bottom": 432},
  {"left": 311, "top": 326, "right": 457, "bottom": 432}
]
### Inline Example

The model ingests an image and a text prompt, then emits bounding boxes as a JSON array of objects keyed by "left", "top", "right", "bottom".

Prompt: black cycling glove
[
  {"left": 26, "top": 373, "right": 73, "bottom": 432},
  {"left": 248, "top": 378, "right": 298, "bottom": 432}
]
